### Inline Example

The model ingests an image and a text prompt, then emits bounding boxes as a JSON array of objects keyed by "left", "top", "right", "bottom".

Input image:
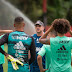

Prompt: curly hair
[{"left": 52, "top": 19, "right": 71, "bottom": 34}]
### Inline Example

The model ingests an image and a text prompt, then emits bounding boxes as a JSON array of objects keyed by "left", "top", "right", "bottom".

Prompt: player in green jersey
[
  {"left": 37, "top": 30, "right": 57, "bottom": 72},
  {"left": 0, "top": 30, "right": 13, "bottom": 72},
  {"left": 0, "top": 17, "right": 36, "bottom": 72},
  {"left": 39, "top": 19, "right": 72, "bottom": 72}
]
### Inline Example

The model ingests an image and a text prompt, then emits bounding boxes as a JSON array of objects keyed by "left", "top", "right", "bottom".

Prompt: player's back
[
  {"left": 50, "top": 36, "right": 72, "bottom": 72},
  {"left": 7, "top": 31, "right": 34, "bottom": 72},
  {"left": 8, "top": 31, "right": 32, "bottom": 64}
]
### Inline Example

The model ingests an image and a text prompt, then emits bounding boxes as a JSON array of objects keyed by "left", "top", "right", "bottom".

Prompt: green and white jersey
[
  {"left": 38, "top": 45, "right": 51, "bottom": 72},
  {"left": 50, "top": 36, "right": 72, "bottom": 72},
  {"left": 0, "top": 31, "right": 36, "bottom": 72},
  {"left": 0, "top": 34, "right": 5, "bottom": 64}
]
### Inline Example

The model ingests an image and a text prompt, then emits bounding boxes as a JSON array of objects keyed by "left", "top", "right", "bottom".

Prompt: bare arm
[
  {"left": 0, "top": 30, "right": 13, "bottom": 33},
  {"left": 37, "top": 55, "right": 48, "bottom": 72},
  {"left": 69, "top": 30, "right": 72, "bottom": 36},
  {"left": 39, "top": 25, "right": 53, "bottom": 44}
]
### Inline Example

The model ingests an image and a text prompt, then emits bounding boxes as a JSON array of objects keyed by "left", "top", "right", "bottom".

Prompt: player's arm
[
  {"left": 0, "top": 33, "right": 9, "bottom": 56},
  {"left": 39, "top": 25, "right": 53, "bottom": 44},
  {"left": 0, "top": 30, "right": 13, "bottom": 33},
  {"left": 0, "top": 33, "right": 23, "bottom": 70},
  {"left": 37, "top": 55, "right": 47, "bottom": 72},
  {"left": 69, "top": 30, "right": 72, "bottom": 36},
  {"left": 37, "top": 55, "right": 43, "bottom": 72},
  {"left": 29, "top": 37, "right": 36, "bottom": 65},
  {"left": 37, "top": 45, "right": 48, "bottom": 72}
]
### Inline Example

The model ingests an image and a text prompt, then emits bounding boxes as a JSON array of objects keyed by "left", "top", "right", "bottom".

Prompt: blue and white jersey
[{"left": 32, "top": 34, "right": 45, "bottom": 68}]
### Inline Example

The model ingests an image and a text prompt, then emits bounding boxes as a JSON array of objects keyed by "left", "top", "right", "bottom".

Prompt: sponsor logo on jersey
[
  {"left": 14, "top": 41, "right": 26, "bottom": 50},
  {"left": 59, "top": 40, "right": 69, "bottom": 44},
  {"left": 56, "top": 45, "right": 68, "bottom": 53},
  {"left": 58, "top": 45, "right": 66, "bottom": 50},
  {"left": 12, "top": 36, "right": 28, "bottom": 40}
]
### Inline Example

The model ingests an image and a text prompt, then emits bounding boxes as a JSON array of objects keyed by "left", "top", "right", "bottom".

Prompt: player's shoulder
[
  {"left": 50, "top": 37, "right": 55, "bottom": 42},
  {"left": 32, "top": 34, "right": 37, "bottom": 37},
  {"left": 0, "top": 34, "right": 5, "bottom": 38},
  {"left": 25, "top": 34, "right": 34, "bottom": 41},
  {"left": 42, "top": 44, "right": 50, "bottom": 49},
  {"left": 44, "top": 44, "right": 50, "bottom": 48},
  {"left": 44, "top": 45, "right": 51, "bottom": 52},
  {"left": 0, "top": 33, "right": 10, "bottom": 38},
  {"left": 68, "top": 37, "right": 72, "bottom": 42}
]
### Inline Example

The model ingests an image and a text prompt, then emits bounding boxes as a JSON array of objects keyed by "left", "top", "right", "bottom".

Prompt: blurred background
[
  {"left": 0, "top": 0, "right": 72, "bottom": 72},
  {"left": 5, "top": 0, "right": 72, "bottom": 36},
  {"left": 7, "top": 0, "right": 72, "bottom": 25}
]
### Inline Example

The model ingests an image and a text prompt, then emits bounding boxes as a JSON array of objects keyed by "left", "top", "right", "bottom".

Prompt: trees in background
[{"left": 7, "top": 0, "right": 72, "bottom": 25}]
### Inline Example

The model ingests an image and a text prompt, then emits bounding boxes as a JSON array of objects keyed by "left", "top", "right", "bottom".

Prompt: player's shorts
[
  {"left": 30, "top": 63, "right": 40, "bottom": 72},
  {"left": 0, "top": 64, "right": 3, "bottom": 72},
  {"left": 8, "top": 62, "right": 30, "bottom": 72}
]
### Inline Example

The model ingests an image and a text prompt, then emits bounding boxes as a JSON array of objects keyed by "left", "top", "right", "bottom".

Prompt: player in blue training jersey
[
  {"left": 0, "top": 17, "right": 36, "bottom": 72},
  {"left": 30, "top": 20, "right": 45, "bottom": 72}
]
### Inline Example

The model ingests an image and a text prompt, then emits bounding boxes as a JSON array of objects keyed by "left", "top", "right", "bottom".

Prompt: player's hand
[
  {"left": 40, "top": 69, "right": 48, "bottom": 72},
  {"left": 7, "top": 55, "right": 23, "bottom": 70}
]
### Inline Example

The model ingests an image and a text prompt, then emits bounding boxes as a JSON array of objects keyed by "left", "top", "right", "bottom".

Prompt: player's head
[
  {"left": 52, "top": 19, "right": 70, "bottom": 34},
  {"left": 14, "top": 17, "right": 25, "bottom": 28},
  {"left": 35, "top": 20, "right": 44, "bottom": 33},
  {"left": 47, "top": 30, "right": 57, "bottom": 38}
]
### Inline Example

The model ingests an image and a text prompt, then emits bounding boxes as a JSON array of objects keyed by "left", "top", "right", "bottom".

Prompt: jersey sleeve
[
  {"left": 29, "top": 36, "right": 36, "bottom": 65},
  {"left": 38, "top": 45, "right": 46, "bottom": 57},
  {"left": 0, "top": 33, "right": 9, "bottom": 54}
]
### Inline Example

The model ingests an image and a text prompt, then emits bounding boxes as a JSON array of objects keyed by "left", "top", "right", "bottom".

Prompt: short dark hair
[
  {"left": 50, "top": 30, "right": 57, "bottom": 36},
  {"left": 14, "top": 17, "right": 24, "bottom": 23},
  {"left": 52, "top": 19, "right": 70, "bottom": 34}
]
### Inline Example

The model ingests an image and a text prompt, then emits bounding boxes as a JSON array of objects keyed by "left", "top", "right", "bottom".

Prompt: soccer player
[
  {"left": 39, "top": 19, "right": 72, "bottom": 72},
  {"left": 37, "top": 30, "right": 57, "bottom": 72},
  {"left": 0, "top": 30, "right": 13, "bottom": 72},
  {"left": 30, "top": 20, "right": 45, "bottom": 72},
  {"left": 0, "top": 17, "right": 36, "bottom": 72}
]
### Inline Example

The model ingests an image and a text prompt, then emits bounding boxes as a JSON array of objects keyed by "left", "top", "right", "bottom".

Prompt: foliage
[{"left": 7, "top": 0, "right": 72, "bottom": 25}]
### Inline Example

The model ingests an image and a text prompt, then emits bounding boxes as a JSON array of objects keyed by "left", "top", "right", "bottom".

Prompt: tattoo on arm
[{"left": 40, "top": 38, "right": 50, "bottom": 44}]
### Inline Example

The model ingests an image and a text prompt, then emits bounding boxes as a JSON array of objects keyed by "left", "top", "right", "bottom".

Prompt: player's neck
[
  {"left": 37, "top": 31, "right": 44, "bottom": 36},
  {"left": 57, "top": 33, "right": 65, "bottom": 37},
  {"left": 15, "top": 28, "right": 24, "bottom": 32}
]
